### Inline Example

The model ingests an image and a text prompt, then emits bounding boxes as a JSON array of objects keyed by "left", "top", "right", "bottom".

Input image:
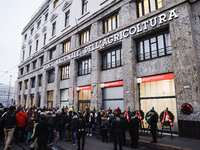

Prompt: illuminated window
[
  {"left": 65, "top": 11, "right": 70, "bottom": 27},
  {"left": 82, "top": 0, "right": 88, "bottom": 15},
  {"left": 53, "top": 0, "right": 59, "bottom": 8},
  {"left": 63, "top": 40, "right": 70, "bottom": 53},
  {"left": 137, "top": 32, "right": 171, "bottom": 62},
  {"left": 104, "top": 13, "right": 119, "bottom": 33},
  {"left": 80, "top": 29, "right": 90, "bottom": 45},
  {"left": 47, "top": 91, "right": 53, "bottom": 108},
  {"left": 138, "top": 0, "right": 162, "bottom": 17},
  {"left": 61, "top": 65, "right": 70, "bottom": 80}
]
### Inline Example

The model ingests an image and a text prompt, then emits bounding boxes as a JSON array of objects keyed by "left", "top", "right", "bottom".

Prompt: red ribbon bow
[
  {"left": 161, "top": 110, "right": 173, "bottom": 128},
  {"left": 135, "top": 109, "right": 143, "bottom": 123},
  {"left": 123, "top": 110, "right": 130, "bottom": 122}
]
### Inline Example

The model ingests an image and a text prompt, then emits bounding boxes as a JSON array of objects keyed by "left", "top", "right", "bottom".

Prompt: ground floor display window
[
  {"left": 30, "top": 94, "right": 34, "bottom": 107},
  {"left": 102, "top": 81, "right": 124, "bottom": 112},
  {"left": 78, "top": 86, "right": 91, "bottom": 112},
  {"left": 23, "top": 94, "right": 27, "bottom": 108},
  {"left": 138, "top": 73, "right": 178, "bottom": 132},
  {"left": 47, "top": 91, "right": 53, "bottom": 108},
  {"left": 60, "top": 89, "right": 69, "bottom": 108}
]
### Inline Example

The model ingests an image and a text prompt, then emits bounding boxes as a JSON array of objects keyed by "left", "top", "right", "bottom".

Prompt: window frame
[
  {"left": 65, "top": 11, "right": 70, "bottom": 27},
  {"left": 63, "top": 39, "right": 71, "bottom": 53},
  {"left": 53, "top": 0, "right": 59, "bottom": 8},
  {"left": 29, "top": 45, "right": 32, "bottom": 56},
  {"left": 31, "top": 77, "right": 36, "bottom": 88},
  {"left": 31, "top": 27, "right": 34, "bottom": 35},
  {"left": 78, "top": 57, "right": 91, "bottom": 76},
  {"left": 37, "top": 20, "right": 41, "bottom": 29},
  {"left": 137, "top": 31, "right": 171, "bottom": 62},
  {"left": 52, "top": 22, "right": 56, "bottom": 36},
  {"left": 80, "top": 29, "right": 90, "bottom": 45},
  {"left": 38, "top": 74, "right": 43, "bottom": 86},
  {"left": 61, "top": 65, "right": 70, "bottom": 80},
  {"left": 36, "top": 40, "right": 39, "bottom": 51},
  {"left": 48, "top": 69, "right": 55, "bottom": 83},
  {"left": 82, "top": 0, "right": 88, "bottom": 15},
  {"left": 32, "top": 60, "right": 37, "bottom": 70},
  {"left": 26, "top": 64, "right": 30, "bottom": 73},
  {"left": 103, "top": 13, "right": 119, "bottom": 34},
  {"left": 49, "top": 49, "right": 56, "bottom": 60}
]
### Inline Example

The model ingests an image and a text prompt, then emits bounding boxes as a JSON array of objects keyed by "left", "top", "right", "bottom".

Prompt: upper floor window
[
  {"left": 78, "top": 58, "right": 91, "bottom": 76},
  {"left": 53, "top": 0, "right": 59, "bottom": 8},
  {"left": 45, "top": 13, "right": 48, "bottom": 21},
  {"left": 137, "top": 0, "right": 162, "bottom": 17},
  {"left": 32, "top": 60, "right": 37, "bottom": 70},
  {"left": 25, "top": 79, "right": 28, "bottom": 89},
  {"left": 65, "top": 11, "right": 70, "bottom": 27},
  {"left": 80, "top": 29, "right": 90, "bottom": 45},
  {"left": 36, "top": 40, "right": 39, "bottom": 51},
  {"left": 48, "top": 69, "right": 55, "bottom": 83},
  {"left": 82, "top": 0, "right": 88, "bottom": 15},
  {"left": 19, "top": 82, "right": 22, "bottom": 91},
  {"left": 37, "top": 20, "right": 41, "bottom": 29},
  {"left": 31, "top": 27, "right": 34, "bottom": 35},
  {"left": 137, "top": 32, "right": 171, "bottom": 62},
  {"left": 38, "top": 74, "right": 43, "bottom": 86},
  {"left": 102, "top": 48, "right": 122, "bottom": 70},
  {"left": 63, "top": 40, "right": 70, "bottom": 53},
  {"left": 43, "top": 33, "right": 47, "bottom": 46},
  {"left": 29, "top": 45, "right": 32, "bottom": 56},
  {"left": 52, "top": 22, "right": 56, "bottom": 36},
  {"left": 22, "top": 50, "right": 25, "bottom": 61},
  {"left": 61, "top": 65, "right": 70, "bottom": 80},
  {"left": 50, "top": 49, "right": 56, "bottom": 60},
  {"left": 24, "top": 34, "right": 27, "bottom": 41},
  {"left": 104, "top": 13, "right": 119, "bottom": 34},
  {"left": 20, "top": 68, "right": 24, "bottom": 76},
  {"left": 40, "top": 56, "right": 44, "bottom": 66},
  {"left": 26, "top": 64, "right": 30, "bottom": 73},
  {"left": 31, "top": 77, "right": 35, "bottom": 88}
]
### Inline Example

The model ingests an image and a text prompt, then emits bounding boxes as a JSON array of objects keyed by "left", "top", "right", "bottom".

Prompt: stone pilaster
[
  {"left": 34, "top": 75, "right": 39, "bottom": 107},
  {"left": 41, "top": 71, "right": 47, "bottom": 108},
  {"left": 53, "top": 65, "right": 61, "bottom": 108}
]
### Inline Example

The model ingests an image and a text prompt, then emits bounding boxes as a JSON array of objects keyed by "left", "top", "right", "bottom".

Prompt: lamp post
[{"left": 7, "top": 75, "right": 12, "bottom": 106}]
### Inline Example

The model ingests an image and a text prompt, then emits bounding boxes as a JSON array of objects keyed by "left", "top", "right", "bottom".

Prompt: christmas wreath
[
  {"left": 160, "top": 110, "right": 174, "bottom": 127},
  {"left": 180, "top": 103, "right": 193, "bottom": 115},
  {"left": 134, "top": 109, "right": 144, "bottom": 123},
  {"left": 145, "top": 110, "right": 158, "bottom": 124}
]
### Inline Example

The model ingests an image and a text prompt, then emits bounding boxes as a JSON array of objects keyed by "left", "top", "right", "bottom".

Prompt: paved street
[{"left": 0, "top": 136, "right": 167, "bottom": 150}]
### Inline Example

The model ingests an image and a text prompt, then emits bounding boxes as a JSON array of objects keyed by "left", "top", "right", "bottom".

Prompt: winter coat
[
  {"left": 77, "top": 119, "right": 86, "bottom": 135},
  {"left": 112, "top": 117, "right": 123, "bottom": 136},
  {"left": 48, "top": 115, "right": 57, "bottom": 131},
  {"left": 27, "top": 117, "right": 34, "bottom": 132},
  {"left": 101, "top": 117, "right": 109, "bottom": 130},
  {"left": 70, "top": 115, "right": 78, "bottom": 132},
  {"left": 16, "top": 111, "right": 28, "bottom": 127},
  {"left": 86, "top": 113, "right": 94, "bottom": 128},
  {"left": 2, "top": 110, "right": 16, "bottom": 129},
  {"left": 149, "top": 114, "right": 158, "bottom": 133},
  {"left": 129, "top": 116, "right": 140, "bottom": 140},
  {"left": 35, "top": 120, "right": 49, "bottom": 143}
]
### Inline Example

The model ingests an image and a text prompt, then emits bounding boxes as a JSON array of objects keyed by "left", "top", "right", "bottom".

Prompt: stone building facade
[{"left": 17, "top": 0, "right": 200, "bottom": 139}]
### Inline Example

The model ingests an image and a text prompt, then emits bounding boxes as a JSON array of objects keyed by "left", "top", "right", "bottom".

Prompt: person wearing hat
[
  {"left": 149, "top": 110, "right": 158, "bottom": 143},
  {"left": 77, "top": 115, "right": 86, "bottom": 150},
  {"left": 2, "top": 106, "right": 16, "bottom": 150},
  {"left": 129, "top": 112, "right": 140, "bottom": 149}
]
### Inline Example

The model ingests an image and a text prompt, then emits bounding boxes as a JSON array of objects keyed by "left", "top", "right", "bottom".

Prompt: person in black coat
[
  {"left": 70, "top": 112, "right": 78, "bottom": 145},
  {"left": 149, "top": 110, "right": 158, "bottom": 143},
  {"left": 129, "top": 112, "right": 140, "bottom": 149},
  {"left": 112, "top": 114, "right": 123, "bottom": 150},
  {"left": 77, "top": 115, "right": 86, "bottom": 150},
  {"left": 35, "top": 114, "right": 48, "bottom": 150}
]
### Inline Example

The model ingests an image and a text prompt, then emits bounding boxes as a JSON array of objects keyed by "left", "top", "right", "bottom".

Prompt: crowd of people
[{"left": 0, "top": 105, "right": 158, "bottom": 150}]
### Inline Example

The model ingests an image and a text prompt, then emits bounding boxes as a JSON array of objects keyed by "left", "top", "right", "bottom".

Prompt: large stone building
[{"left": 17, "top": 0, "right": 200, "bottom": 139}]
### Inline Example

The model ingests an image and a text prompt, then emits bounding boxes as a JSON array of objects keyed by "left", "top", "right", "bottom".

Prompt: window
[
  {"left": 37, "top": 20, "right": 41, "bottom": 29},
  {"left": 65, "top": 11, "right": 70, "bottom": 27},
  {"left": 78, "top": 89, "right": 91, "bottom": 112},
  {"left": 30, "top": 94, "right": 34, "bottom": 106},
  {"left": 32, "top": 60, "right": 37, "bottom": 70},
  {"left": 22, "top": 50, "right": 25, "bottom": 61},
  {"left": 45, "top": 13, "right": 48, "bottom": 21},
  {"left": 44, "top": 33, "right": 47, "bottom": 46},
  {"left": 48, "top": 69, "right": 55, "bottom": 83},
  {"left": 40, "top": 56, "right": 44, "bottom": 66},
  {"left": 47, "top": 91, "right": 53, "bottom": 108},
  {"left": 137, "top": 0, "right": 162, "bottom": 17},
  {"left": 19, "top": 82, "right": 22, "bottom": 91},
  {"left": 20, "top": 68, "right": 24, "bottom": 75},
  {"left": 29, "top": 45, "right": 32, "bottom": 56},
  {"left": 104, "top": 13, "right": 119, "bottom": 33},
  {"left": 102, "top": 48, "right": 122, "bottom": 70},
  {"left": 61, "top": 65, "right": 70, "bottom": 80},
  {"left": 24, "top": 34, "right": 27, "bottom": 41},
  {"left": 137, "top": 32, "right": 171, "bottom": 62},
  {"left": 82, "top": 0, "right": 88, "bottom": 15},
  {"left": 31, "top": 77, "right": 35, "bottom": 88},
  {"left": 80, "top": 29, "right": 90, "bottom": 45},
  {"left": 52, "top": 22, "right": 56, "bottom": 36},
  {"left": 26, "top": 64, "right": 30, "bottom": 73},
  {"left": 36, "top": 40, "right": 39, "bottom": 51},
  {"left": 63, "top": 40, "right": 70, "bottom": 53},
  {"left": 25, "top": 80, "right": 28, "bottom": 89},
  {"left": 31, "top": 27, "right": 34, "bottom": 35},
  {"left": 50, "top": 49, "right": 56, "bottom": 60},
  {"left": 78, "top": 58, "right": 91, "bottom": 76},
  {"left": 60, "top": 89, "right": 69, "bottom": 108},
  {"left": 53, "top": 0, "right": 59, "bottom": 8},
  {"left": 38, "top": 74, "right": 43, "bottom": 86}
]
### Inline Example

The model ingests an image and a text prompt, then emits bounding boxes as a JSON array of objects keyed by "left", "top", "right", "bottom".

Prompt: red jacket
[{"left": 16, "top": 111, "right": 28, "bottom": 127}]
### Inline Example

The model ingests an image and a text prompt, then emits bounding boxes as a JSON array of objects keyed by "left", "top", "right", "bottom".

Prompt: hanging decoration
[
  {"left": 160, "top": 108, "right": 174, "bottom": 128},
  {"left": 134, "top": 109, "right": 144, "bottom": 123},
  {"left": 123, "top": 109, "right": 130, "bottom": 122},
  {"left": 145, "top": 109, "right": 158, "bottom": 124},
  {"left": 180, "top": 103, "right": 193, "bottom": 115}
]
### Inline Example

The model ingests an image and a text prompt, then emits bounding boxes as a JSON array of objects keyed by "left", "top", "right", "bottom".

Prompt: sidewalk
[{"left": 134, "top": 134, "right": 200, "bottom": 150}]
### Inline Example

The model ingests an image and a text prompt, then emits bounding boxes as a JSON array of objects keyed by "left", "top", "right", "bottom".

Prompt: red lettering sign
[
  {"left": 102, "top": 81, "right": 123, "bottom": 88},
  {"left": 78, "top": 85, "right": 91, "bottom": 91},
  {"left": 139, "top": 73, "right": 174, "bottom": 83}
]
